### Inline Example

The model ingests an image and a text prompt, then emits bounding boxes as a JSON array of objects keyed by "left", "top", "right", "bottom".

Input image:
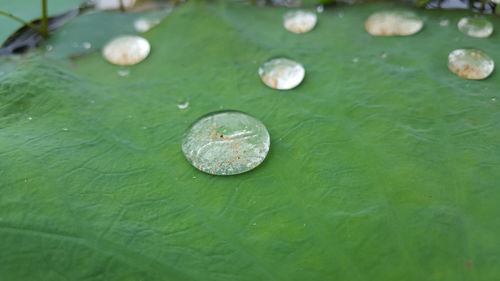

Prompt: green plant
[{"left": 0, "top": 0, "right": 49, "bottom": 38}]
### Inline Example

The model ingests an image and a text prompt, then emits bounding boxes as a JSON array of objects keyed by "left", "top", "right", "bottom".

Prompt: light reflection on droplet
[
  {"left": 365, "top": 10, "right": 423, "bottom": 36},
  {"left": 46, "top": 45, "right": 53, "bottom": 52},
  {"left": 182, "top": 111, "right": 270, "bottom": 176},
  {"left": 93, "top": 0, "right": 136, "bottom": 10},
  {"left": 448, "top": 48, "right": 494, "bottom": 80},
  {"left": 102, "top": 35, "right": 150, "bottom": 66},
  {"left": 82, "top": 42, "right": 92, "bottom": 49},
  {"left": 352, "top": 57, "right": 359, "bottom": 63},
  {"left": 177, "top": 101, "right": 190, "bottom": 110},
  {"left": 258, "top": 58, "right": 305, "bottom": 90},
  {"left": 283, "top": 10, "right": 317, "bottom": 34},
  {"left": 316, "top": 5, "right": 324, "bottom": 13},
  {"left": 457, "top": 16, "right": 493, "bottom": 38}
]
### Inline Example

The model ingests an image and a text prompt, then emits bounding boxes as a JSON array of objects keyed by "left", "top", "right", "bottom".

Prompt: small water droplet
[
  {"left": 45, "top": 45, "right": 53, "bottom": 52},
  {"left": 27, "top": 116, "right": 32, "bottom": 120},
  {"left": 491, "top": 97, "right": 497, "bottom": 102},
  {"left": 448, "top": 49, "right": 494, "bottom": 80},
  {"left": 352, "top": 57, "right": 359, "bottom": 63},
  {"left": 439, "top": 19, "right": 449, "bottom": 26},
  {"left": 283, "top": 10, "right": 317, "bottom": 34},
  {"left": 182, "top": 111, "right": 270, "bottom": 176},
  {"left": 102, "top": 35, "right": 151, "bottom": 66},
  {"left": 117, "top": 69, "right": 130, "bottom": 77},
  {"left": 177, "top": 101, "right": 190, "bottom": 110},
  {"left": 134, "top": 17, "right": 161, "bottom": 33},
  {"left": 380, "top": 52, "right": 388, "bottom": 59},
  {"left": 62, "top": 128, "right": 69, "bottom": 131},
  {"left": 258, "top": 58, "right": 305, "bottom": 90},
  {"left": 252, "top": 222, "right": 257, "bottom": 226},
  {"left": 316, "top": 5, "right": 324, "bottom": 13},
  {"left": 457, "top": 16, "right": 493, "bottom": 38},
  {"left": 82, "top": 42, "right": 92, "bottom": 49},
  {"left": 365, "top": 10, "right": 423, "bottom": 36}
]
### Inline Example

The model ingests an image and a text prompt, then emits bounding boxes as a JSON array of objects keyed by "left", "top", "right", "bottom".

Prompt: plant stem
[
  {"left": 41, "top": 0, "right": 49, "bottom": 38},
  {"left": 0, "top": 10, "right": 42, "bottom": 33}
]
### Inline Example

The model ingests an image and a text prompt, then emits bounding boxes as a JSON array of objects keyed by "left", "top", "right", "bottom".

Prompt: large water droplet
[
  {"left": 182, "top": 111, "right": 270, "bottom": 176},
  {"left": 102, "top": 35, "right": 150, "bottom": 66},
  {"left": 283, "top": 10, "right": 317, "bottom": 34},
  {"left": 448, "top": 49, "right": 494, "bottom": 80},
  {"left": 365, "top": 10, "right": 423, "bottom": 36},
  {"left": 457, "top": 16, "right": 493, "bottom": 38},
  {"left": 258, "top": 58, "right": 305, "bottom": 90}
]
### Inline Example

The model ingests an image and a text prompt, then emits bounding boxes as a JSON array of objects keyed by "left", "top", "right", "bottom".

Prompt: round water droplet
[
  {"left": 283, "top": 10, "right": 317, "bottom": 34},
  {"left": 82, "top": 42, "right": 92, "bottom": 49},
  {"left": 182, "top": 111, "right": 270, "bottom": 176},
  {"left": 448, "top": 49, "right": 494, "bottom": 80},
  {"left": 102, "top": 35, "right": 150, "bottom": 66},
  {"left": 258, "top": 58, "right": 305, "bottom": 90},
  {"left": 134, "top": 17, "right": 161, "bottom": 33},
  {"left": 365, "top": 10, "right": 423, "bottom": 36},
  {"left": 457, "top": 16, "right": 493, "bottom": 38},
  {"left": 316, "top": 5, "right": 324, "bottom": 13}
]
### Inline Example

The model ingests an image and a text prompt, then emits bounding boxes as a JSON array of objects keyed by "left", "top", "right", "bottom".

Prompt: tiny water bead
[
  {"left": 134, "top": 17, "right": 161, "bottom": 33},
  {"left": 457, "top": 16, "right": 493, "bottom": 38},
  {"left": 117, "top": 69, "right": 130, "bottom": 77},
  {"left": 82, "top": 42, "right": 92, "bottom": 49},
  {"left": 365, "top": 10, "right": 423, "bottom": 36},
  {"left": 283, "top": 10, "right": 317, "bottom": 34},
  {"left": 102, "top": 35, "right": 151, "bottom": 66},
  {"left": 182, "top": 111, "right": 270, "bottom": 176},
  {"left": 258, "top": 58, "right": 305, "bottom": 90},
  {"left": 177, "top": 101, "right": 190, "bottom": 109},
  {"left": 448, "top": 49, "right": 494, "bottom": 80}
]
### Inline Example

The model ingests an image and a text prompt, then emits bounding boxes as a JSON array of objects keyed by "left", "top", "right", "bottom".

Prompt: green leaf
[{"left": 1, "top": 2, "right": 500, "bottom": 281}]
